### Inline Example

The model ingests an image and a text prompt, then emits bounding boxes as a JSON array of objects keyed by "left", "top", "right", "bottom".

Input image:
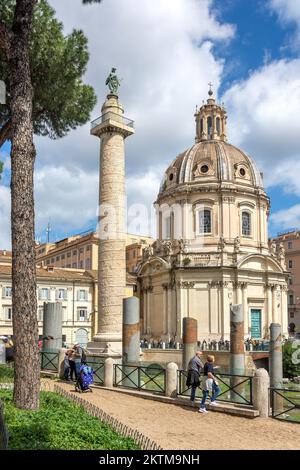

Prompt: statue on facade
[
  {"left": 143, "top": 244, "right": 153, "bottom": 260},
  {"left": 162, "top": 240, "right": 172, "bottom": 256},
  {"left": 278, "top": 242, "right": 286, "bottom": 268},
  {"left": 234, "top": 236, "right": 241, "bottom": 252},
  {"left": 218, "top": 236, "right": 226, "bottom": 251},
  {"left": 105, "top": 68, "right": 121, "bottom": 95},
  {"left": 177, "top": 238, "right": 186, "bottom": 254},
  {"left": 270, "top": 240, "right": 277, "bottom": 257}
]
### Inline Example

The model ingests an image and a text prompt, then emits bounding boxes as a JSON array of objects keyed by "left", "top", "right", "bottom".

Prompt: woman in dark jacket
[{"left": 186, "top": 351, "right": 204, "bottom": 402}]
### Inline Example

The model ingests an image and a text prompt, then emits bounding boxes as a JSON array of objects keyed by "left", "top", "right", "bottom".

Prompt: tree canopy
[{"left": 0, "top": 0, "right": 97, "bottom": 149}]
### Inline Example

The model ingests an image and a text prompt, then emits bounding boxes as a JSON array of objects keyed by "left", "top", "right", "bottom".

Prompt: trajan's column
[{"left": 88, "top": 69, "right": 134, "bottom": 355}]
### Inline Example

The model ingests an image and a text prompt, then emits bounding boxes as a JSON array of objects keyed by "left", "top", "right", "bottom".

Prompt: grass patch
[
  {"left": 0, "top": 365, "right": 14, "bottom": 383},
  {"left": 0, "top": 390, "right": 139, "bottom": 450}
]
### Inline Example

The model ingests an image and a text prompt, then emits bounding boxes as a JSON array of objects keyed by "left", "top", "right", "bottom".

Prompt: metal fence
[
  {"left": 270, "top": 387, "right": 300, "bottom": 423},
  {"left": 113, "top": 364, "right": 166, "bottom": 395},
  {"left": 86, "top": 358, "right": 104, "bottom": 386},
  {"left": 177, "top": 370, "right": 253, "bottom": 406},
  {"left": 91, "top": 112, "right": 134, "bottom": 130},
  {"left": 40, "top": 351, "right": 59, "bottom": 372}
]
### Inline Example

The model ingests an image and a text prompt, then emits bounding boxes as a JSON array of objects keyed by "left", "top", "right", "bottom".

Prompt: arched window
[
  {"left": 200, "top": 118, "right": 203, "bottom": 133},
  {"left": 216, "top": 117, "right": 221, "bottom": 135},
  {"left": 207, "top": 117, "right": 212, "bottom": 138},
  {"left": 199, "top": 209, "right": 212, "bottom": 234},
  {"left": 242, "top": 212, "right": 251, "bottom": 236}
]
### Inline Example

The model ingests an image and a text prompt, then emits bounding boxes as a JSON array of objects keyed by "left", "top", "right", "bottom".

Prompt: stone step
[
  {"left": 90, "top": 384, "right": 259, "bottom": 418},
  {"left": 176, "top": 396, "right": 259, "bottom": 418}
]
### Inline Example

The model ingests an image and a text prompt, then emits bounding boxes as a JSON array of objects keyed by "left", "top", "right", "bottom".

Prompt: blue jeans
[
  {"left": 190, "top": 385, "right": 198, "bottom": 401},
  {"left": 200, "top": 382, "right": 221, "bottom": 409}
]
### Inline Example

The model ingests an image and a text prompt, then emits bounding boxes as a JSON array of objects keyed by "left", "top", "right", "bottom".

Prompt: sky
[{"left": 2, "top": 0, "right": 300, "bottom": 247}]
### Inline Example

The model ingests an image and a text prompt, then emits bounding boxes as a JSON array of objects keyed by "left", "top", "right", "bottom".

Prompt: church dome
[
  {"left": 158, "top": 88, "right": 264, "bottom": 198},
  {"left": 159, "top": 140, "right": 264, "bottom": 195}
]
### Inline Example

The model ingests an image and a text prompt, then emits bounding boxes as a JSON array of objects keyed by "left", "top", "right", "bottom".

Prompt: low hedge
[
  {"left": 0, "top": 365, "right": 14, "bottom": 383},
  {"left": 0, "top": 390, "right": 139, "bottom": 450}
]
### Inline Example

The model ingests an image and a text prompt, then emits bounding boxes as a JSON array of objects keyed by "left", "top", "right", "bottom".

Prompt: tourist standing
[
  {"left": 186, "top": 350, "right": 204, "bottom": 402},
  {"left": 199, "top": 355, "right": 221, "bottom": 413},
  {"left": 64, "top": 352, "right": 71, "bottom": 381},
  {"left": 67, "top": 347, "right": 77, "bottom": 381}
]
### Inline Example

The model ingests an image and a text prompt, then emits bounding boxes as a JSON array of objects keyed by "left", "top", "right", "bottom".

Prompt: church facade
[{"left": 138, "top": 90, "right": 288, "bottom": 342}]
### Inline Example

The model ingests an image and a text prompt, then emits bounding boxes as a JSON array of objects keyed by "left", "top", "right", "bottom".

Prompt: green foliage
[
  {"left": 0, "top": 0, "right": 97, "bottom": 141},
  {"left": 0, "top": 390, "right": 139, "bottom": 450},
  {"left": 0, "top": 365, "right": 14, "bottom": 383},
  {"left": 0, "top": 160, "right": 3, "bottom": 178},
  {"left": 283, "top": 341, "right": 300, "bottom": 378}
]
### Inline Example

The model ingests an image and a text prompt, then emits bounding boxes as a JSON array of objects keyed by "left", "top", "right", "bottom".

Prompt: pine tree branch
[{"left": 0, "top": 119, "right": 12, "bottom": 148}]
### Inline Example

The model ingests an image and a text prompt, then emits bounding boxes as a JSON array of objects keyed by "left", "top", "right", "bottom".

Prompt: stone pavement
[{"left": 56, "top": 381, "right": 300, "bottom": 450}]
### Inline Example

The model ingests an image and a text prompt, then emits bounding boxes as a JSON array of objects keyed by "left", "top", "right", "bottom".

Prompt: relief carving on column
[{"left": 208, "top": 280, "right": 229, "bottom": 288}]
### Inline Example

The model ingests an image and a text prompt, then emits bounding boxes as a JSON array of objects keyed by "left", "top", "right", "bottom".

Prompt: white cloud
[
  {"left": 269, "top": 0, "right": 300, "bottom": 27},
  {"left": 223, "top": 58, "right": 300, "bottom": 193},
  {"left": 29, "top": 0, "right": 234, "bottom": 243},
  {"left": 34, "top": 165, "right": 98, "bottom": 240},
  {"left": 270, "top": 204, "right": 300, "bottom": 231}
]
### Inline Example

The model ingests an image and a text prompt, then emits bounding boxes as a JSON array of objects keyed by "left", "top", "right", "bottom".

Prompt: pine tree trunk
[{"left": 8, "top": 0, "right": 40, "bottom": 410}]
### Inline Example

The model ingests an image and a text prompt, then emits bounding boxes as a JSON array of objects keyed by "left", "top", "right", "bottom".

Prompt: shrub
[{"left": 282, "top": 341, "right": 300, "bottom": 378}]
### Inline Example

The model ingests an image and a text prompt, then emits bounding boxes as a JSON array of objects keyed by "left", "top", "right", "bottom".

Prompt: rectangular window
[
  {"left": 51, "top": 258, "right": 55, "bottom": 263},
  {"left": 56, "top": 256, "right": 60, "bottom": 261},
  {"left": 56, "top": 288, "right": 67, "bottom": 301},
  {"left": 289, "top": 294, "right": 294, "bottom": 305},
  {"left": 77, "top": 308, "right": 87, "bottom": 321},
  {"left": 288, "top": 241, "right": 293, "bottom": 249},
  {"left": 86, "top": 245, "right": 90, "bottom": 252},
  {"left": 290, "top": 312, "right": 295, "bottom": 319},
  {"left": 2, "top": 286, "right": 12, "bottom": 298},
  {"left": 72, "top": 262, "right": 77, "bottom": 268},
  {"left": 289, "top": 260, "right": 293, "bottom": 269},
  {"left": 4, "top": 306, "right": 12, "bottom": 321},
  {"left": 46, "top": 259, "right": 50, "bottom": 265},
  {"left": 67, "top": 264, "right": 71, "bottom": 268},
  {"left": 79, "top": 248, "right": 84, "bottom": 254},
  {"left": 39, "top": 288, "right": 50, "bottom": 300},
  {"left": 289, "top": 277, "right": 293, "bottom": 286},
  {"left": 61, "top": 254, "right": 65, "bottom": 260},
  {"left": 199, "top": 209, "right": 212, "bottom": 234},
  {"left": 85, "top": 259, "right": 91, "bottom": 270},
  {"left": 73, "top": 250, "right": 77, "bottom": 256},
  {"left": 67, "top": 252, "right": 71, "bottom": 258},
  {"left": 78, "top": 290, "right": 88, "bottom": 301}
]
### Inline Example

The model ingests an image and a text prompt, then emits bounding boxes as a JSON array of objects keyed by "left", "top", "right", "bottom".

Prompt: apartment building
[
  {"left": 36, "top": 231, "right": 154, "bottom": 274},
  {"left": 0, "top": 264, "right": 95, "bottom": 347},
  {"left": 270, "top": 230, "right": 300, "bottom": 333}
]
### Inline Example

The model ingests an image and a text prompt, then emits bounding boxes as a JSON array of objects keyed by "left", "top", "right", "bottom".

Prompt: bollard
[
  {"left": 166, "top": 362, "right": 178, "bottom": 398},
  {"left": 148, "top": 343, "right": 151, "bottom": 349},
  {"left": 230, "top": 304, "right": 245, "bottom": 400},
  {"left": 162, "top": 342, "right": 166, "bottom": 350},
  {"left": 58, "top": 348, "right": 67, "bottom": 379},
  {"left": 269, "top": 323, "right": 283, "bottom": 388},
  {"left": 123, "top": 297, "right": 140, "bottom": 363},
  {"left": 230, "top": 304, "right": 245, "bottom": 373},
  {"left": 182, "top": 317, "right": 197, "bottom": 371},
  {"left": 269, "top": 323, "right": 283, "bottom": 415},
  {"left": 104, "top": 357, "right": 115, "bottom": 387},
  {"left": 43, "top": 302, "right": 63, "bottom": 350},
  {"left": 252, "top": 368, "right": 270, "bottom": 418},
  {"left": 0, "top": 344, "right": 5, "bottom": 364},
  {"left": 176, "top": 342, "right": 180, "bottom": 350}
]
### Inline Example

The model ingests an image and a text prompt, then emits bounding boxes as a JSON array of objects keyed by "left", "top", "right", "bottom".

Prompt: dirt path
[{"left": 55, "top": 382, "right": 300, "bottom": 450}]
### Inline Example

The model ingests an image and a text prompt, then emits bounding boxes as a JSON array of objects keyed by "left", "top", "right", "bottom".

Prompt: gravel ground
[{"left": 56, "top": 382, "right": 300, "bottom": 450}]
